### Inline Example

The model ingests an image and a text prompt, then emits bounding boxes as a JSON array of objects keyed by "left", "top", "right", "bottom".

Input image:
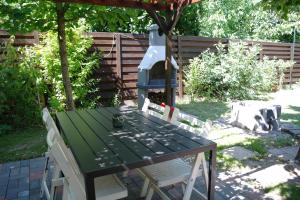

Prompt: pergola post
[{"left": 54, "top": 0, "right": 200, "bottom": 107}]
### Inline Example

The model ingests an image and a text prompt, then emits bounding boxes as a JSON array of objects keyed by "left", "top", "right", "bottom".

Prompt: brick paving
[{"left": 0, "top": 157, "right": 265, "bottom": 200}]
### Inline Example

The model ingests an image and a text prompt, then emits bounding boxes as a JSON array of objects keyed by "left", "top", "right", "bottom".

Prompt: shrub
[
  {"left": 0, "top": 37, "right": 41, "bottom": 133},
  {"left": 26, "top": 20, "right": 101, "bottom": 111},
  {"left": 185, "top": 42, "right": 293, "bottom": 100}
]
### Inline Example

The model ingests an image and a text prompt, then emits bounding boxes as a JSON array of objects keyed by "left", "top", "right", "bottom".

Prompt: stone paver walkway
[{"left": 0, "top": 157, "right": 263, "bottom": 200}]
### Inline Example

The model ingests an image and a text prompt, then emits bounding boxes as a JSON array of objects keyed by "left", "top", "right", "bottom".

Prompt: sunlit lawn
[
  {"left": 176, "top": 99, "right": 230, "bottom": 121},
  {"left": 0, "top": 126, "right": 47, "bottom": 163},
  {"left": 265, "top": 183, "right": 300, "bottom": 200},
  {"left": 281, "top": 105, "right": 300, "bottom": 127}
]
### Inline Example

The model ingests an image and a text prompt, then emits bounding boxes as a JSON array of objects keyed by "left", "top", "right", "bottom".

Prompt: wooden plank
[
  {"left": 178, "top": 36, "right": 184, "bottom": 98},
  {"left": 121, "top": 40, "right": 149, "bottom": 46},
  {"left": 122, "top": 66, "right": 138, "bottom": 73},
  {"left": 95, "top": 108, "right": 161, "bottom": 158},
  {"left": 66, "top": 111, "right": 121, "bottom": 165},
  {"left": 56, "top": 112, "right": 103, "bottom": 173},
  {"left": 93, "top": 40, "right": 115, "bottom": 45},
  {"left": 77, "top": 109, "right": 142, "bottom": 164},
  {"left": 134, "top": 110, "right": 214, "bottom": 147},
  {"left": 116, "top": 34, "right": 122, "bottom": 78},
  {"left": 103, "top": 107, "right": 185, "bottom": 153}
]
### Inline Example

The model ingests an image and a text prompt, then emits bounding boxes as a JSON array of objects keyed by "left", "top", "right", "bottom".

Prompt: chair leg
[
  {"left": 40, "top": 156, "right": 50, "bottom": 200},
  {"left": 62, "top": 182, "right": 69, "bottom": 200},
  {"left": 140, "top": 177, "right": 150, "bottom": 197},
  {"left": 50, "top": 165, "right": 61, "bottom": 200},
  {"left": 122, "top": 170, "right": 129, "bottom": 177},
  {"left": 181, "top": 183, "right": 186, "bottom": 194},
  {"left": 145, "top": 187, "right": 154, "bottom": 200},
  {"left": 200, "top": 153, "right": 209, "bottom": 191}
]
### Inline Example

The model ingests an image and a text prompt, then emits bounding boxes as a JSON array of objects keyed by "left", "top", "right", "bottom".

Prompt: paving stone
[
  {"left": 0, "top": 164, "right": 9, "bottom": 174},
  {"left": 7, "top": 179, "right": 18, "bottom": 189},
  {"left": 28, "top": 193, "right": 40, "bottom": 200},
  {"left": 18, "top": 178, "right": 29, "bottom": 190},
  {"left": 18, "top": 190, "right": 29, "bottom": 198},
  {"left": 221, "top": 146, "right": 257, "bottom": 161},
  {"left": 5, "top": 161, "right": 21, "bottom": 170},
  {"left": 20, "top": 167, "right": 29, "bottom": 176},
  {"left": 247, "top": 164, "right": 300, "bottom": 188},
  {"left": 29, "top": 180, "right": 40, "bottom": 190},
  {"left": 0, "top": 177, "right": 9, "bottom": 186},
  {"left": 10, "top": 168, "right": 20, "bottom": 176},
  {"left": 29, "top": 171, "right": 43, "bottom": 181},
  {"left": 29, "top": 158, "right": 45, "bottom": 170},
  {"left": 0, "top": 187, "right": 6, "bottom": 196},
  {"left": 18, "top": 197, "right": 29, "bottom": 200},
  {"left": 268, "top": 146, "right": 299, "bottom": 161},
  {"left": 0, "top": 171, "right": 10, "bottom": 178},
  {"left": 6, "top": 188, "right": 19, "bottom": 199},
  {"left": 20, "top": 160, "right": 29, "bottom": 168}
]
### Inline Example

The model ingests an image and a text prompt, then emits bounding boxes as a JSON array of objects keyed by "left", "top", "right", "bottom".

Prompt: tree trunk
[
  {"left": 165, "top": 9, "right": 173, "bottom": 106},
  {"left": 56, "top": 2, "right": 75, "bottom": 111},
  {"left": 165, "top": 34, "right": 173, "bottom": 106}
]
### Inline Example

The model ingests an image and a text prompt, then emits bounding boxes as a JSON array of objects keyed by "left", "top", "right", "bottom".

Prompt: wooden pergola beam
[
  {"left": 54, "top": 0, "right": 201, "bottom": 107},
  {"left": 54, "top": 0, "right": 200, "bottom": 11}
]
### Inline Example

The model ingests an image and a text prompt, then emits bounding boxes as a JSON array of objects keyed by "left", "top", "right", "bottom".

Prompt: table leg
[
  {"left": 208, "top": 149, "right": 216, "bottom": 200},
  {"left": 183, "top": 153, "right": 203, "bottom": 200},
  {"left": 85, "top": 176, "right": 95, "bottom": 200},
  {"left": 295, "top": 147, "right": 300, "bottom": 161}
]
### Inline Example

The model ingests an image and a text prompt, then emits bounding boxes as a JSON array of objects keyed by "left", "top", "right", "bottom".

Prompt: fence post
[
  {"left": 289, "top": 29, "right": 296, "bottom": 87},
  {"left": 115, "top": 34, "right": 123, "bottom": 99},
  {"left": 178, "top": 36, "right": 184, "bottom": 98},
  {"left": 33, "top": 31, "right": 39, "bottom": 44},
  {"left": 259, "top": 43, "right": 263, "bottom": 61}
]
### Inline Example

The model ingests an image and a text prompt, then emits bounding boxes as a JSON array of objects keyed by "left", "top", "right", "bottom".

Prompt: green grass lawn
[
  {"left": 0, "top": 126, "right": 47, "bottom": 163},
  {"left": 281, "top": 105, "right": 300, "bottom": 127},
  {"left": 176, "top": 100, "right": 230, "bottom": 121},
  {"left": 265, "top": 183, "right": 300, "bottom": 200}
]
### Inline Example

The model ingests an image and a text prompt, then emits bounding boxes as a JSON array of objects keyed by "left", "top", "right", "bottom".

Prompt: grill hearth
[{"left": 137, "top": 24, "right": 178, "bottom": 109}]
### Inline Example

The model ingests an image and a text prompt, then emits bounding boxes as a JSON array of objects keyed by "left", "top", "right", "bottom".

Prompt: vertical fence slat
[
  {"left": 1, "top": 30, "right": 299, "bottom": 101},
  {"left": 178, "top": 36, "right": 184, "bottom": 98},
  {"left": 115, "top": 33, "right": 124, "bottom": 99},
  {"left": 116, "top": 34, "right": 122, "bottom": 78}
]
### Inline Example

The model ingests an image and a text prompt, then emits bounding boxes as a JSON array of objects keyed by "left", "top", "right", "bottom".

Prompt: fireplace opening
[{"left": 149, "top": 61, "right": 165, "bottom": 80}]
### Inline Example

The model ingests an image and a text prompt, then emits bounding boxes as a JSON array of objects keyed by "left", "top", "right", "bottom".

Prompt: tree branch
[{"left": 145, "top": 6, "right": 168, "bottom": 34}]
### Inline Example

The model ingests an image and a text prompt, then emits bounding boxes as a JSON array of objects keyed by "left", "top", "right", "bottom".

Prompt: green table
[{"left": 56, "top": 107, "right": 216, "bottom": 200}]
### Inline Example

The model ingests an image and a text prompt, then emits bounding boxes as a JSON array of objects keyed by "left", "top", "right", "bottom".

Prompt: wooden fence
[{"left": 1, "top": 30, "right": 300, "bottom": 102}]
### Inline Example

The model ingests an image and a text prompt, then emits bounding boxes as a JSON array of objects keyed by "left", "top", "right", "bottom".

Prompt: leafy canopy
[
  {"left": 178, "top": 0, "right": 299, "bottom": 42},
  {"left": 0, "top": 0, "right": 140, "bottom": 33}
]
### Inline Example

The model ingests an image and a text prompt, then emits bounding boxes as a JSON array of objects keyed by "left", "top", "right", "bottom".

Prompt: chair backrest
[
  {"left": 142, "top": 98, "right": 170, "bottom": 121},
  {"left": 170, "top": 108, "right": 211, "bottom": 137},
  {"left": 50, "top": 137, "right": 86, "bottom": 200},
  {"left": 42, "top": 108, "right": 61, "bottom": 148}
]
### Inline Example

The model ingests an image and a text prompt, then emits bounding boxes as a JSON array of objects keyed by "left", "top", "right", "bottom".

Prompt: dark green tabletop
[{"left": 55, "top": 107, "right": 216, "bottom": 177}]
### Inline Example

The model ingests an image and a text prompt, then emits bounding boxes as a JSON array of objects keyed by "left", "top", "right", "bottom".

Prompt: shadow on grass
[
  {"left": 281, "top": 106, "right": 300, "bottom": 127},
  {"left": 176, "top": 100, "right": 230, "bottom": 121},
  {"left": 265, "top": 183, "right": 300, "bottom": 200},
  {"left": 0, "top": 126, "right": 46, "bottom": 163}
]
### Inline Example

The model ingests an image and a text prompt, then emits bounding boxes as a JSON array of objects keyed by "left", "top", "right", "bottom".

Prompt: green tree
[
  {"left": 177, "top": 0, "right": 298, "bottom": 42},
  {"left": 0, "top": 0, "right": 135, "bottom": 110},
  {"left": 0, "top": 37, "right": 41, "bottom": 133},
  {"left": 261, "top": 0, "right": 300, "bottom": 18}
]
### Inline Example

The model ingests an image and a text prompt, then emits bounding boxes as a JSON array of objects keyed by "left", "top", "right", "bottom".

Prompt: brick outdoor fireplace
[{"left": 137, "top": 24, "right": 178, "bottom": 109}]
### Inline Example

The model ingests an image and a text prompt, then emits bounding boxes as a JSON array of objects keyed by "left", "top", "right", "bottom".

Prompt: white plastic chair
[
  {"left": 171, "top": 108, "right": 212, "bottom": 137},
  {"left": 138, "top": 107, "right": 211, "bottom": 200},
  {"left": 50, "top": 136, "right": 128, "bottom": 200},
  {"left": 142, "top": 98, "right": 170, "bottom": 121},
  {"left": 41, "top": 108, "right": 63, "bottom": 200}
]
